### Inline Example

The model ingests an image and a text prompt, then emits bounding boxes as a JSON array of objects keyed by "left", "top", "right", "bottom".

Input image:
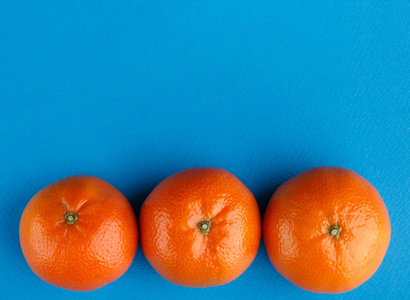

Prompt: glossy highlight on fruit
[
  {"left": 19, "top": 175, "right": 138, "bottom": 291},
  {"left": 139, "top": 167, "right": 261, "bottom": 287},
  {"left": 263, "top": 167, "right": 391, "bottom": 294}
]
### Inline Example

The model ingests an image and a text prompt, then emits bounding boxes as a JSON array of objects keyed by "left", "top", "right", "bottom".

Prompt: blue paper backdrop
[{"left": 1, "top": 1, "right": 408, "bottom": 299}]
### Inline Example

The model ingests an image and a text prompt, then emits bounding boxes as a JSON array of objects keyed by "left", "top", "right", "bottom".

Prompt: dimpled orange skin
[
  {"left": 19, "top": 175, "right": 138, "bottom": 292},
  {"left": 263, "top": 167, "right": 391, "bottom": 294},
  {"left": 139, "top": 167, "right": 261, "bottom": 287}
]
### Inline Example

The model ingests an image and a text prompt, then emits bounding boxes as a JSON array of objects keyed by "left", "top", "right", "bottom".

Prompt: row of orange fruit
[{"left": 19, "top": 167, "right": 391, "bottom": 294}]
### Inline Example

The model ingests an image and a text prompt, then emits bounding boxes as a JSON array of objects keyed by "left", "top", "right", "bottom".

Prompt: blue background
[{"left": 1, "top": 1, "right": 408, "bottom": 299}]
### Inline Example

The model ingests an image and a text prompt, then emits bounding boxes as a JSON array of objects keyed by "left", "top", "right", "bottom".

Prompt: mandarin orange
[
  {"left": 139, "top": 167, "right": 261, "bottom": 287},
  {"left": 19, "top": 175, "right": 138, "bottom": 291},
  {"left": 263, "top": 167, "right": 391, "bottom": 293}
]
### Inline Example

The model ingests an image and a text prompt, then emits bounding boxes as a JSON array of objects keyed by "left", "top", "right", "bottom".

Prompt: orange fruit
[
  {"left": 139, "top": 167, "right": 261, "bottom": 287},
  {"left": 263, "top": 167, "right": 391, "bottom": 294},
  {"left": 19, "top": 175, "right": 138, "bottom": 291}
]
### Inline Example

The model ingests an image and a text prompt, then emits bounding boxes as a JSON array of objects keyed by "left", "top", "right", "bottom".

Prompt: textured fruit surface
[
  {"left": 139, "top": 167, "right": 261, "bottom": 287},
  {"left": 19, "top": 175, "right": 138, "bottom": 292},
  {"left": 263, "top": 167, "right": 391, "bottom": 294}
]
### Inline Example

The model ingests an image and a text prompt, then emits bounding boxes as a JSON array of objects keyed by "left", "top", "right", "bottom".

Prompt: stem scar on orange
[
  {"left": 263, "top": 167, "right": 391, "bottom": 294},
  {"left": 139, "top": 167, "right": 261, "bottom": 287},
  {"left": 19, "top": 175, "right": 138, "bottom": 292}
]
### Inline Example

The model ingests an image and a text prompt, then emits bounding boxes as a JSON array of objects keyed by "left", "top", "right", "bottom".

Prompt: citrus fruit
[
  {"left": 263, "top": 167, "right": 391, "bottom": 294},
  {"left": 139, "top": 167, "right": 261, "bottom": 287},
  {"left": 19, "top": 175, "right": 138, "bottom": 291}
]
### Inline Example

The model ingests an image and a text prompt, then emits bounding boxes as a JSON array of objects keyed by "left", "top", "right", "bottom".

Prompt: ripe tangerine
[
  {"left": 139, "top": 167, "right": 261, "bottom": 287},
  {"left": 263, "top": 167, "right": 391, "bottom": 293},
  {"left": 19, "top": 175, "right": 138, "bottom": 291}
]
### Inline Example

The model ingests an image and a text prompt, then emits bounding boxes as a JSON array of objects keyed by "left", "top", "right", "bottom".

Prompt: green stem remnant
[
  {"left": 65, "top": 212, "right": 78, "bottom": 225},
  {"left": 198, "top": 221, "right": 211, "bottom": 234},
  {"left": 328, "top": 224, "right": 342, "bottom": 239}
]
